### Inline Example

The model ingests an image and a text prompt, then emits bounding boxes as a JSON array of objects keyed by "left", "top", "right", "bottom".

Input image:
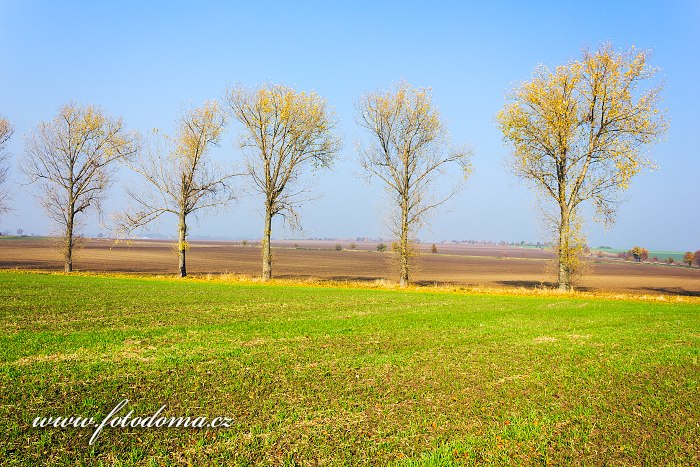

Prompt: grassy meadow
[{"left": 0, "top": 271, "right": 698, "bottom": 465}]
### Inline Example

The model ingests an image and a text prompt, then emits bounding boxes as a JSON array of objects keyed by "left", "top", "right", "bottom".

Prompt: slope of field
[
  {"left": 1, "top": 272, "right": 698, "bottom": 465},
  {"left": 1, "top": 237, "right": 699, "bottom": 296}
]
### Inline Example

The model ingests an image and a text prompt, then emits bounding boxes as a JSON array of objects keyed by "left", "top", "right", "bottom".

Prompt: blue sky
[{"left": 1, "top": 1, "right": 698, "bottom": 250}]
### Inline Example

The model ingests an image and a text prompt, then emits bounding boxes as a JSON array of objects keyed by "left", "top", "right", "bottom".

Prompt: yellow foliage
[
  {"left": 174, "top": 100, "right": 225, "bottom": 164},
  {"left": 496, "top": 43, "right": 668, "bottom": 290},
  {"left": 226, "top": 83, "right": 340, "bottom": 185}
]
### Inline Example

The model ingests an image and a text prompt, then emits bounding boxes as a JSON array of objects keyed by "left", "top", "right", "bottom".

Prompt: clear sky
[{"left": 1, "top": 1, "right": 698, "bottom": 250}]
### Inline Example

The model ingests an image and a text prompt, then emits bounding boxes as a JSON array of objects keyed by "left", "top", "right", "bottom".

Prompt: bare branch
[{"left": 0, "top": 116, "right": 14, "bottom": 216}]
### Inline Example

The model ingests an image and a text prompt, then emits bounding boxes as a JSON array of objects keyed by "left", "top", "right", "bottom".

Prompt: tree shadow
[
  {"left": 413, "top": 280, "right": 455, "bottom": 287},
  {"left": 328, "top": 276, "right": 384, "bottom": 282},
  {"left": 497, "top": 280, "right": 555, "bottom": 289},
  {"left": 274, "top": 274, "right": 385, "bottom": 283},
  {"left": 495, "top": 280, "right": 594, "bottom": 292},
  {"left": 635, "top": 287, "right": 700, "bottom": 297}
]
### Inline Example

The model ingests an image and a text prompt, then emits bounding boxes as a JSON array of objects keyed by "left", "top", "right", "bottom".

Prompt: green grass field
[{"left": 1, "top": 271, "right": 698, "bottom": 465}]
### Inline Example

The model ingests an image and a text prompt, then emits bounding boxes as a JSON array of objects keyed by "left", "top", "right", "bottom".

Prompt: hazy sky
[{"left": 1, "top": 1, "right": 698, "bottom": 250}]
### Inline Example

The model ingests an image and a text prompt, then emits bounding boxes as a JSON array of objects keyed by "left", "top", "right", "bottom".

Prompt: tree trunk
[
  {"left": 399, "top": 199, "right": 409, "bottom": 287},
  {"left": 399, "top": 257, "right": 409, "bottom": 287},
  {"left": 262, "top": 204, "right": 272, "bottom": 281},
  {"left": 178, "top": 210, "right": 187, "bottom": 278},
  {"left": 557, "top": 254, "right": 571, "bottom": 291},
  {"left": 64, "top": 212, "right": 74, "bottom": 273},
  {"left": 557, "top": 209, "right": 572, "bottom": 291}
]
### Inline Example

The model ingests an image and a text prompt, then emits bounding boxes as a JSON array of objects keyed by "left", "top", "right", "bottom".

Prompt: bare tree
[
  {"left": 225, "top": 84, "right": 341, "bottom": 280},
  {"left": 117, "top": 101, "right": 234, "bottom": 277},
  {"left": 0, "top": 116, "right": 13, "bottom": 217},
  {"left": 22, "top": 103, "right": 139, "bottom": 272},
  {"left": 497, "top": 44, "right": 668, "bottom": 291},
  {"left": 357, "top": 81, "right": 472, "bottom": 286}
]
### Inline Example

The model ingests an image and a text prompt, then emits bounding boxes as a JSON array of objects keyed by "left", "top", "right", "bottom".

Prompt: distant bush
[
  {"left": 335, "top": 244, "right": 342, "bottom": 251},
  {"left": 682, "top": 252, "right": 694, "bottom": 266},
  {"left": 651, "top": 256, "right": 659, "bottom": 262},
  {"left": 431, "top": 243, "right": 438, "bottom": 254},
  {"left": 628, "top": 246, "right": 649, "bottom": 262},
  {"left": 376, "top": 243, "right": 387, "bottom": 252},
  {"left": 349, "top": 243, "right": 356, "bottom": 249},
  {"left": 695, "top": 250, "right": 700, "bottom": 267},
  {"left": 241, "top": 240, "right": 248, "bottom": 247},
  {"left": 667, "top": 257, "right": 675, "bottom": 264}
]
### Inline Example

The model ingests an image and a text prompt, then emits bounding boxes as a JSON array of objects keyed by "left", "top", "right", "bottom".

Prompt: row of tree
[
  {"left": 0, "top": 43, "right": 668, "bottom": 290},
  {"left": 622, "top": 247, "right": 700, "bottom": 267}
]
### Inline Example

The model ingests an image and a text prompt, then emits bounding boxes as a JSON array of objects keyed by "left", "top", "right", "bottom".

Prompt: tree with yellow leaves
[
  {"left": 682, "top": 252, "right": 694, "bottom": 267},
  {"left": 357, "top": 82, "right": 472, "bottom": 287},
  {"left": 497, "top": 44, "right": 668, "bottom": 291},
  {"left": 0, "top": 116, "right": 13, "bottom": 217},
  {"left": 117, "top": 101, "right": 235, "bottom": 277},
  {"left": 225, "top": 84, "right": 341, "bottom": 280},
  {"left": 22, "top": 104, "right": 139, "bottom": 272}
]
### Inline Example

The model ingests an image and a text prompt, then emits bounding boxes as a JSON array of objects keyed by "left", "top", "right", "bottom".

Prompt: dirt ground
[{"left": 1, "top": 237, "right": 698, "bottom": 296}]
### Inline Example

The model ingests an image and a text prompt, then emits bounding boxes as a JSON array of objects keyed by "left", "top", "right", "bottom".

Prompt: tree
[
  {"left": 225, "top": 84, "right": 340, "bottom": 280},
  {"left": 497, "top": 44, "right": 668, "bottom": 291},
  {"left": 22, "top": 103, "right": 139, "bottom": 272},
  {"left": 0, "top": 116, "right": 13, "bottom": 217},
  {"left": 357, "top": 82, "right": 471, "bottom": 287},
  {"left": 695, "top": 250, "right": 700, "bottom": 267},
  {"left": 629, "top": 246, "right": 649, "bottom": 262},
  {"left": 682, "top": 252, "right": 694, "bottom": 266},
  {"left": 117, "top": 101, "right": 234, "bottom": 277}
]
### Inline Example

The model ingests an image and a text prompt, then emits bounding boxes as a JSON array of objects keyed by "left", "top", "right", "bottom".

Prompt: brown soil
[{"left": 1, "top": 237, "right": 698, "bottom": 296}]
